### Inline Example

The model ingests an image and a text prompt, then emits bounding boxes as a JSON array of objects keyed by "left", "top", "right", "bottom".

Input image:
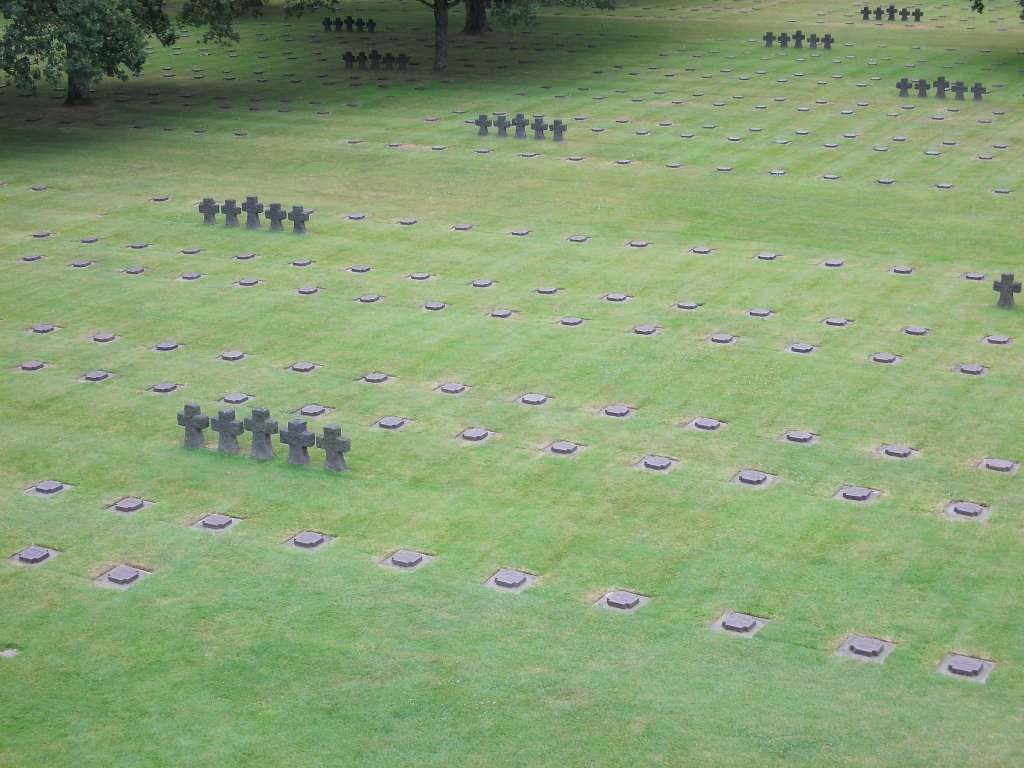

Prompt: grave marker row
[
  {"left": 861, "top": 5, "right": 923, "bottom": 22},
  {"left": 199, "top": 197, "right": 310, "bottom": 232},
  {"left": 896, "top": 78, "right": 987, "bottom": 100},
  {"left": 475, "top": 113, "right": 567, "bottom": 140},
  {"left": 343, "top": 50, "right": 409, "bottom": 70},
  {"left": 763, "top": 31, "right": 834, "bottom": 49},
  {"left": 178, "top": 403, "right": 350, "bottom": 470},
  {"left": 322, "top": 16, "right": 377, "bottom": 33}
]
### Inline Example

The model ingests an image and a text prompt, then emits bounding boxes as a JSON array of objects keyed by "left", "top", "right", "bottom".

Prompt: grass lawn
[{"left": 1, "top": 0, "right": 1023, "bottom": 765}]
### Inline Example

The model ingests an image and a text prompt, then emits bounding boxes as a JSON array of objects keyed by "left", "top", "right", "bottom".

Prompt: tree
[
  {"left": 463, "top": 0, "right": 488, "bottom": 35},
  {"left": 0, "top": 0, "right": 262, "bottom": 105},
  {"left": 414, "top": 0, "right": 461, "bottom": 70}
]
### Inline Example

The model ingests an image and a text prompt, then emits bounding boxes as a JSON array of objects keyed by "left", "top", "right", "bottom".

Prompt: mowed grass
[{"left": 1, "top": 0, "right": 1023, "bottom": 765}]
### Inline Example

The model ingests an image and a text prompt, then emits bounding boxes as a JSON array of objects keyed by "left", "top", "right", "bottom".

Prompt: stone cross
[
  {"left": 494, "top": 114, "right": 509, "bottom": 136},
  {"left": 367, "top": 19, "right": 376, "bottom": 32},
  {"left": 266, "top": 203, "right": 287, "bottom": 231},
  {"left": 860, "top": 5, "right": 871, "bottom": 20},
  {"left": 322, "top": 17, "right": 332, "bottom": 31},
  {"left": 951, "top": 80, "right": 966, "bottom": 100},
  {"left": 288, "top": 205, "right": 309, "bottom": 234},
  {"left": 899, "top": 7, "right": 910, "bottom": 21},
  {"left": 355, "top": 17, "right": 366, "bottom": 32},
  {"left": 896, "top": 77, "right": 912, "bottom": 97},
  {"left": 886, "top": 4, "right": 897, "bottom": 20},
  {"left": 177, "top": 402, "right": 209, "bottom": 449},
  {"left": 222, "top": 198, "right": 241, "bottom": 227},
  {"left": 822, "top": 33, "right": 834, "bottom": 49},
  {"left": 397, "top": 54, "right": 409, "bottom": 71},
  {"left": 357, "top": 51, "right": 368, "bottom": 69},
  {"left": 280, "top": 419, "right": 315, "bottom": 465},
  {"left": 511, "top": 113, "right": 528, "bottom": 138},
  {"left": 244, "top": 407, "right": 278, "bottom": 460},
  {"left": 873, "top": 6, "right": 884, "bottom": 20},
  {"left": 382, "top": 52, "right": 395, "bottom": 70},
  {"left": 763, "top": 31, "right": 775, "bottom": 47},
  {"left": 551, "top": 119, "right": 567, "bottom": 141},
  {"left": 912, "top": 8, "right": 922, "bottom": 21},
  {"left": 531, "top": 116, "right": 548, "bottom": 139},
  {"left": 914, "top": 78, "right": 930, "bottom": 97},
  {"left": 971, "top": 82, "right": 986, "bottom": 101},
  {"left": 343, "top": 51, "right": 355, "bottom": 69},
  {"left": 211, "top": 408, "right": 243, "bottom": 454},
  {"left": 993, "top": 273, "right": 1021, "bottom": 308},
  {"left": 317, "top": 424, "right": 351, "bottom": 471},
  {"left": 808, "top": 33, "right": 820, "bottom": 48},
  {"left": 344, "top": 15, "right": 354, "bottom": 31},
  {"left": 778, "top": 31, "right": 790, "bottom": 47},
  {"left": 199, "top": 197, "right": 220, "bottom": 225},
  {"left": 242, "top": 195, "right": 263, "bottom": 228},
  {"left": 369, "top": 49, "right": 382, "bottom": 69},
  {"left": 933, "top": 76, "right": 949, "bottom": 98},
  {"left": 793, "top": 30, "right": 805, "bottom": 48},
  {"left": 332, "top": 16, "right": 343, "bottom": 31},
  {"left": 474, "top": 114, "right": 492, "bottom": 135}
]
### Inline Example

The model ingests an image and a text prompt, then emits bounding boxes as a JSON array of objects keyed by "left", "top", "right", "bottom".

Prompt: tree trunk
[
  {"left": 463, "top": 0, "right": 488, "bottom": 34},
  {"left": 433, "top": 1, "right": 449, "bottom": 71},
  {"left": 65, "top": 71, "right": 91, "bottom": 106}
]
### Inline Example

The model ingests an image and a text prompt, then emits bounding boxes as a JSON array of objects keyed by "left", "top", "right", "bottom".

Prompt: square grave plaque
[
  {"left": 835, "top": 485, "right": 880, "bottom": 503},
  {"left": 10, "top": 545, "right": 58, "bottom": 566},
  {"left": 287, "top": 531, "right": 334, "bottom": 550},
  {"left": 96, "top": 564, "right": 151, "bottom": 590},
  {"left": 25, "top": 480, "right": 72, "bottom": 497},
  {"left": 713, "top": 611, "right": 768, "bottom": 637},
  {"left": 381, "top": 549, "right": 432, "bottom": 570},
  {"left": 938, "top": 653, "right": 995, "bottom": 683},
  {"left": 731, "top": 469, "right": 777, "bottom": 487},
  {"left": 107, "top": 496, "right": 153, "bottom": 514},
  {"left": 595, "top": 590, "right": 648, "bottom": 612},
  {"left": 944, "top": 500, "right": 990, "bottom": 522},
  {"left": 636, "top": 454, "right": 678, "bottom": 472},
  {"left": 485, "top": 568, "right": 537, "bottom": 592},
  {"left": 193, "top": 513, "right": 239, "bottom": 531},
  {"left": 836, "top": 634, "right": 895, "bottom": 663}
]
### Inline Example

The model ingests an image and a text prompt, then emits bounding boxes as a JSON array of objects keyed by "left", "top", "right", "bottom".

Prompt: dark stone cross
[
  {"left": 266, "top": 203, "right": 287, "bottom": 231},
  {"left": 367, "top": 19, "right": 376, "bottom": 32},
  {"left": 899, "top": 7, "right": 910, "bottom": 21},
  {"left": 343, "top": 51, "right": 355, "bottom": 69},
  {"left": 551, "top": 119, "right": 567, "bottom": 141},
  {"left": 356, "top": 17, "right": 366, "bottom": 32},
  {"left": 222, "top": 198, "right": 241, "bottom": 227},
  {"left": 822, "top": 33, "right": 834, "bottom": 49},
  {"left": 356, "top": 51, "right": 368, "bottom": 69},
  {"left": 912, "top": 8, "right": 923, "bottom": 21},
  {"left": 244, "top": 407, "right": 278, "bottom": 460},
  {"left": 242, "top": 195, "right": 263, "bottom": 228},
  {"left": 531, "top": 116, "right": 548, "bottom": 139},
  {"left": 778, "top": 31, "right": 790, "bottom": 47},
  {"left": 951, "top": 80, "right": 967, "bottom": 100},
  {"left": 322, "top": 17, "right": 332, "bottom": 31},
  {"left": 763, "top": 31, "right": 775, "bottom": 47},
  {"left": 886, "top": 4, "right": 897, "bottom": 20},
  {"left": 177, "top": 402, "right": 209, "bottom": 449},
  {"left": 874, "top": 6, "right": 885, "bottom": 20},
  {"left": 288, "top": 205, "right": 309, "bottom": 234},
  {"left": 382, "top": 52, "right": 395, "bottom": 70},
  {"left": 199, "top": 197, "right": 219, "bottom": 224},
  {"left": 344, "top": 15, "right": 354, "bottom": 31},
  {"left": 211, "top": 408, "right": 243, "bottom": 454},
  {"left": 512, "top": 113, "right": 528, "bottom": 138},
  {"left": 993, "top": 273, "right": 1021, "bottom": 308},
  {"left": 474, "top": 114, "right": 492, "bottom": 135},
  {"left": 861, "top": 5, "right": 871, "bottom": 19},
  {"left": 280, "top": 419, "right": 315, "bottom": 465},
  {"left": 971, "top": 82, "right": 986, "bottom": 101},
  {"left": 332, "top": 16, "right": 343, "bottom": 31},
  {"left": 397, "top": 54, "right": 409, "bottom": 71},
  {"left": 933, "top": 76, "right": 949, "bottom": 98},
  {"left": 793, "top": 30, "right": 805, "bottom": 48},
  {"left": 317, "top": 425, "right": 351, "bottom": 471},
  {"left": 808, "top": 33, "right": 820, "bottom": 48},
  {"left": 494, "top": 114, "right": 509, "bottom": 136},
  {"left": 369, "top": 49, "right": 381, "bottom": 69},
  {"left": 914, "top": 78, "right": 930, "bottom": 97},
  {"left": 896, "top": 77, "right": 912, "bottom": 97}
]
